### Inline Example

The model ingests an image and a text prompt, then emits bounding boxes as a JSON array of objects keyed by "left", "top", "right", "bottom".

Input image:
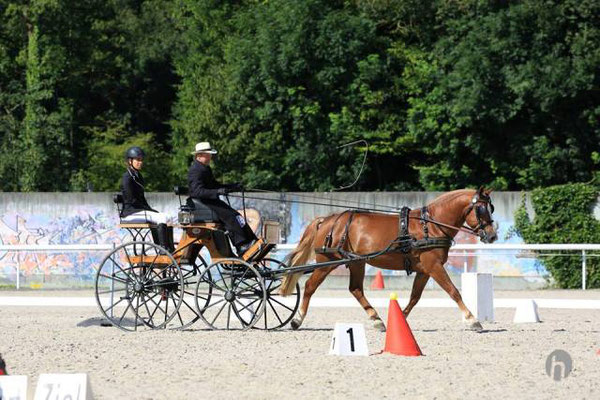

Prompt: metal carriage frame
[{"left": 95, "top": 192, "right": 303, "bottom": 332}]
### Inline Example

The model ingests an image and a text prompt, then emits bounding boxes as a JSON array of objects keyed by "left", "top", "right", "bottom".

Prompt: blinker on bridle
[{"left": 464, "top": 193, "right": 495, "bottom": 233}]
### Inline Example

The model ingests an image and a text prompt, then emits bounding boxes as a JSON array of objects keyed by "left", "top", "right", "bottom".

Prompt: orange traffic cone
[
  {"left": 383, "top": 293, "right": 422, "bottom": 356},
  {"left": 370, "top": 270, "right": 385, "bottom": 290}
]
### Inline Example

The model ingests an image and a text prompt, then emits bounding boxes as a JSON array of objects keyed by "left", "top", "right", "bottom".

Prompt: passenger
[
  {"left": 120, "top": 146, "right": 173, "bottom": 251},
  {"left": 187, "top": 142, "right": 257, "bottom": 255}
]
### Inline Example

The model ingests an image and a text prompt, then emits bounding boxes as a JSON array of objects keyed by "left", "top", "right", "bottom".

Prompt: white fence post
[{"left": 582, "top": 250, "right": 586, "bottom": 291}]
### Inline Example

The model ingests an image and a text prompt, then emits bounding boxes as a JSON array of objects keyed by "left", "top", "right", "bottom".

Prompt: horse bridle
[{"left": 462, "top": 192, "right": 495, "bottom": 239}]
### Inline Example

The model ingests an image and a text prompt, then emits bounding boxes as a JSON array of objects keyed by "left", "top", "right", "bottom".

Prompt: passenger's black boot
[{"left": 157, "top": 223, "right": 174, "bottom": 252}]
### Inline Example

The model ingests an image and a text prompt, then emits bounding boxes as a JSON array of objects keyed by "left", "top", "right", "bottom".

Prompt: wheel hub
[
  {"left": 133, "top": 282, "right": 144, "bottom": 293},
  {"left": 224, "top": 290, "right": 236, "bottom": 302}
]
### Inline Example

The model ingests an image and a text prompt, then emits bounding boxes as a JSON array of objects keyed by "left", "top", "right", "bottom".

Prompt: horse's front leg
[
  {"left": 348, "top": 262, "right": 386, "bottom": 332},
  {"left": 403, "top": 271, "right": 429, "bottom": 318},
  {"left": 426, "top": 261, "right": 483, "bottom": 331}
]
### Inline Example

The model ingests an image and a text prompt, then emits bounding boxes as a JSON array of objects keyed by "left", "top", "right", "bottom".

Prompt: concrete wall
[{"left": 0, "top": 191, "right": 552, "bottom": 289}]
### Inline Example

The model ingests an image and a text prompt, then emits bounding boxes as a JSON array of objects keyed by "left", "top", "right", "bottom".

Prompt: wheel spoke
[
  {"left": 219, "top": 266, "right": 230, "bottom": 290},
  {"left": 234, "top": 297, "right": 261, "bottom": 313},
  {"left": 146, "top": 292, "right": 165, "bottom": 321},
  {"left": 263, "top": 301, "right": 268, "bottom": 329},
  {"left": 134, "top": 292, "right": 141, "bottom": 331},
  {"left": 210, "top": 301, "right": 228, "bottom": 326},
  {"left": 226, "top": 304, "right": 231, "bottom": 330},
  {"left": 107, "top": 255, "right": 135, "bottom": 281},
  {"left": 98, "top": 273, "right": 129, "bottom": 285},
  {"left": 236, "top": 280, "right": 262, "bottom": 293},
  {"left": 233, "top": 268, "right": 250, "bottom": 291},
  {"left": 97, "top": 288, "right": 127, "bottom": 295},
  {"left": 268, "top": 299, "right": 284, "bottom": 325},
  {"left": 269, "top": 296, "right": 295, "bottom": 313},
  {"left": 117, "top": 296, "right": 135, "bottom": 326},
  {"left": 171, "top": 291, "right": 184, "bottom": 326},
  {"left": 103, "top": 297, "right": 126, "bottom": 314},
  {"left": 142, "top": 294, "right": 154, "bottom": 325},
  {"left": 180, "top": 296, "right": 199, "bottom": 316},
  {"left": 164, "top": 292, "right": 170, "bottom": 324},
  {"left": 200, "top": 297, "right": 225, "bottom": 311}
]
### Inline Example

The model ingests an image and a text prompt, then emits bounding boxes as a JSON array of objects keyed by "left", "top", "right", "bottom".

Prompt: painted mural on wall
[
  {"left": 0, "top": 210, "right": 121, "bottom": 283},
  {"left": 0, "top": 192, "right": 546, "bottom": 285}
]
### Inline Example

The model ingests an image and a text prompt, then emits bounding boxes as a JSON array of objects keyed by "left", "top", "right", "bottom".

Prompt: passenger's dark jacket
[
  {"left": 188, "top": 160, "right": 236, "bottom": 200},
  {"left": 120, "top": 168, "right": 156, "bottom": 217}
]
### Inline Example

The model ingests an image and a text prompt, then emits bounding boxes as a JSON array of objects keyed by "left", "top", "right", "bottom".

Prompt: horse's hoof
[
  {"left": 290, "top": 318, "right": 302, "bottom": 330},
  {"left": 467, "top": 320, "right": 483, "bottom": 331},
  {"left": 373, "top": 320, "right": 386, "bottom": 332}
]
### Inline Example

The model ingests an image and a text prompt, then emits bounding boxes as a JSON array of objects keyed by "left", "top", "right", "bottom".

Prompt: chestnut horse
[{"left": 279, "top": 188, "right": 498, "bottom": 331}]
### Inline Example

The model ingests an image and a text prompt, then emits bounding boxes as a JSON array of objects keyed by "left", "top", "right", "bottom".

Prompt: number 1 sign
[{"left": 329, "top": 323, "right": 369, "bottom": 356}]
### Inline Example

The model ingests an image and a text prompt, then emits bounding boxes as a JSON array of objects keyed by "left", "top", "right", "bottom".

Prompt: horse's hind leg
[
  {"left": 290, "top": 263, "right": 337, "bottom": 330},
  {"left": 403, "top": 272, "right": 429, "bottom": 318},
  {"left": 349, "top": 262, "right": 386, "bottom": 332},
  {"left": 427, "top": 261, "right": 483, "bottom": 331}
]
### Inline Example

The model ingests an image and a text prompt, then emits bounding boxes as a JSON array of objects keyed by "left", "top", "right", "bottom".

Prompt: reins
[{"left": 409, "top": 215, "right": 480, "bottom": 237}]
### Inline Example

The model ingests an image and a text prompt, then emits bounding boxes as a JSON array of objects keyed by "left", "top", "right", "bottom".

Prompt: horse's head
[{"left": 464, "top": 187, "right": 498, "bottom": 243}]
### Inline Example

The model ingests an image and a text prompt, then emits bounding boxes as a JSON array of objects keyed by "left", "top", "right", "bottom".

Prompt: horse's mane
[{"left": 426, "top": 189, "right": 476, "bottom": 210}]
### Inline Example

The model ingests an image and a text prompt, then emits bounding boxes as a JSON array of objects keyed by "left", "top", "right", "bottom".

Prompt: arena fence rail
[{"left": 0, "top": 243, "right": 598, "bottom": 290}]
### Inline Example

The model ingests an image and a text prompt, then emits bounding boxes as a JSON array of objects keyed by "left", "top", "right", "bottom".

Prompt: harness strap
[
  {"left": 322, "top": 210, "right": 357, "bottom": 253},
  {"left": 421, "top": 206, "right": 429, "bottom": 239},
  {"left": 399, "top": 206, "right": 410, "bottom": 238}
]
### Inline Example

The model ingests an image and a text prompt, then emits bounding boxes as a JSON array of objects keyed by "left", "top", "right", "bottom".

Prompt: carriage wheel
[
  {"left": 238, "top": 258, "right": 300, "bottom": 330},
  {"left": 194, "top": 258, "right": 266, "bottom": 330},
  {"left": 95, "top": 241, "right": 183, "bottom": 332},
  {"left": 167, "top": 255, "right": 212, "bottom": 330}
]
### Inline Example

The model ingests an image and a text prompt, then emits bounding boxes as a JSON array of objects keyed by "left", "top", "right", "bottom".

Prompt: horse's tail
[{"left": 279, "top": 217, "right": 324, "bottom": 296}]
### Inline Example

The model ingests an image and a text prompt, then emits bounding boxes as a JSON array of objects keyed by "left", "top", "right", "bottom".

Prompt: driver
[
  {"left": 187, "top": 142, "right": 257, "bottom": 255},
  {"left": 120, "top": 146, "right": 173, "bottom": 251}
]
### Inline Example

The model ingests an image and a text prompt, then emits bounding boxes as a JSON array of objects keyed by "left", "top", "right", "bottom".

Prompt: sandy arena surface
[{"left": 1, "top": 289, "right": 600, "bottom": 399}]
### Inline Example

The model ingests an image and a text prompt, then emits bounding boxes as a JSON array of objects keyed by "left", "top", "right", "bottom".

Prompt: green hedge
[{"left": 514, "top": 183, "right": 600, "bottom": 289}]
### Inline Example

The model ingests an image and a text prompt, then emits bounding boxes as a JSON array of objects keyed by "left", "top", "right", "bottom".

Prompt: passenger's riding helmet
[{"left": 125, "top": 146, "right": 145, "bottom": 160}]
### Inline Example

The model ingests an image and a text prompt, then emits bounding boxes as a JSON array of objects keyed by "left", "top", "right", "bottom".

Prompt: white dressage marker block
[
  {"left": 461, "top": 272, "right": 494, "bottom": 322},
  {"left": 34, "top": 374, "right": 92, "bottom": 400},
  {"left": 0, "top": 375, "right": 28, "bottom": 400},
  {"left": 329, "top": 323, "right": 369, "bottom": 356},
  {"left": 513, "top": 299, "right": 541, "bottom": 323}
]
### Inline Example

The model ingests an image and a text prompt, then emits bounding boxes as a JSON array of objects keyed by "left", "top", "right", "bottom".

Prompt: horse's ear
[
  {"left": 485, "top": 188, "right": 494, "bottom": 196},
  {"left": 477, "top": 186, "right": 485, "bottom": 195}
]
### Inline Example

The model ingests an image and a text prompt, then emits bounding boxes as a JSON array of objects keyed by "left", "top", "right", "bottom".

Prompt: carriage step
[
  {"left": 242, "top": 239, "right": 274, "bottom": 262},
  {"left": 245, "top": 243, "right": 275, "bottom": 262}
]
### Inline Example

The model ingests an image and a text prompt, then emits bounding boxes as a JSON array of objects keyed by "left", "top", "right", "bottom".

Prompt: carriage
[{"left": 94, "top": 187, "right": 301, "bottom": 331}]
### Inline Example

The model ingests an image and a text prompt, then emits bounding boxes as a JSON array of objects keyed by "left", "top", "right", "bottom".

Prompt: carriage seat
[
  {"left": 113, "top": 193, "right": 157, "bottom": 229},
  {"left": 174, "top": 186, "right": 220, "bottom": 224}
]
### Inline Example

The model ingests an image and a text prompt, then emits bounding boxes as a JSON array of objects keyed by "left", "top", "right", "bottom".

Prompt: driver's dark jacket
[
  {"left": 187, "top": 161, "right": 235, "bottom": 199},
  {"left": 120, "top": 168, "right": 156, "bottom": 217}
]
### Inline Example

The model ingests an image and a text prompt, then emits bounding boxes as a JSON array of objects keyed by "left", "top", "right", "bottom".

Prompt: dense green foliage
[
  {"left": 514, "top": 183, "right": 600, "bottom": 288},
  {"left": 0, "top": 0, "right": 598, "bottom": 191}
]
